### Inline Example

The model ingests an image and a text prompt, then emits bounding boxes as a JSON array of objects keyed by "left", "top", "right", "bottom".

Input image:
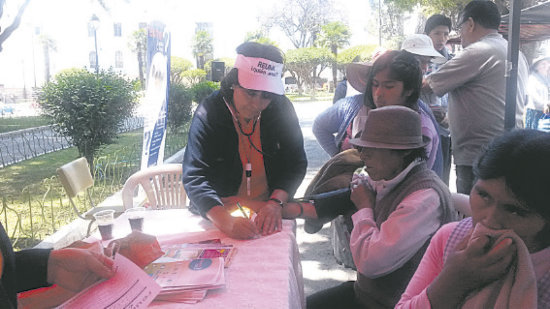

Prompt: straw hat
[
  {"left": 401, "top": 34, "right": 447, "bottom": 65},
  {"left": 349, "top": 106, "right": 430, "bottom": 150}
]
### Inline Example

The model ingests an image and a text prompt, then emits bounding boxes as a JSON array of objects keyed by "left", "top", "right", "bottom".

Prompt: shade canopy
[{"left": 500, "top": 1, "right": 550, "bottom": 42}]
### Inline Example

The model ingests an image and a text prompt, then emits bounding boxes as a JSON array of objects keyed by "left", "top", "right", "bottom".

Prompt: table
[{"left": 104, "top": 209, "right": 305, "bottom": 309}]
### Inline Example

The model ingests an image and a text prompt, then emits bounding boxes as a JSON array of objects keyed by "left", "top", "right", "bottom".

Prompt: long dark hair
[{"left": 363, "top": 50, "right": 422, "bottom": 110}]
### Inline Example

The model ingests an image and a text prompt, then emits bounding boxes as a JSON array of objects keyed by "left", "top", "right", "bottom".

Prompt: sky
[{"left": 0, "top": 0, "right": 390, "bottom": 89}]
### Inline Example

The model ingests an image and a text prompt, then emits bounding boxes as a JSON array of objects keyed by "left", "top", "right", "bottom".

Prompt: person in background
[
  {"left": 182, "top": 42, "right": 307, "bottom": 239},
  {"left": 313, "top": 50, "right": 442, "bottom": 177},
  {"left": 424, "top": 0, "right": 529, "bottom": 194},
  {"left": 332, "top": 77, "right": 348, "bottom": 104},
  {"left": 397, "top": 129, "right": 550, "bottom": 308},
  {"left": 287, "top": 106, "right": 457, "bottom": 309},
  {"left": 423, "top": 14, "right": 454, "bottom": 186},
  {"left": 0, "top": 222, "right": 114, "bottom": 308},
  {"left": 525, "top": 56, "right": 550, "bottom": 129},
  {"left": 400, "top": 33, "right": 447, "bottom": 177}
]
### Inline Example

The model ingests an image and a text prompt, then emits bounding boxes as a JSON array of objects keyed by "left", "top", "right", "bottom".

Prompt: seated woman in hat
[
  {"left": 182, "top": 42, "right": 307, "bottom": 239},
  {"left": 285, "top": 106, "right": 458, "bottom": 309},
  {"left": 397, "top": 129, "right": 550, "bottom": 308},
  {"left": 312, "top": 49, "right": 443, "bottom": 176}
]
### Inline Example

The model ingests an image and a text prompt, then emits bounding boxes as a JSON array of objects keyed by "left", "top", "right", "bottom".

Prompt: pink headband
[{"left": 234, "top": 54, "right": 284, "bottom": 95}]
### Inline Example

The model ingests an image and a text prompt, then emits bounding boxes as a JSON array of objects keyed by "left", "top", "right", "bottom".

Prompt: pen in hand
[{"left": 236, "top": 202, "right": 249, "bottom": 219}]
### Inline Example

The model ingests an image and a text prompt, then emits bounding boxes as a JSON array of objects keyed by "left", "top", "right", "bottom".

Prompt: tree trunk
[
  {"left": 137, "top": 47, "right": 145, "bottom": 90},
  {"left": 331, "top": 45, "right": 338, "bottom": 93}
]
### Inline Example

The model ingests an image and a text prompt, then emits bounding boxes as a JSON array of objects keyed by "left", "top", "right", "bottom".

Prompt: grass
[
  {"left": 0, "top": 130, "right": 143, "bottom": 197},
  {"left": 0, "top": 127, "right": 189, "bottom": 249},
  {"left": 0, "top": 116, "right": 51, "bottom": 133}
]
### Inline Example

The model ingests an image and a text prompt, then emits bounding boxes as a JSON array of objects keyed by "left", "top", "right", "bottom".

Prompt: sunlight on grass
[{"left": 0, "top": 116, "right": 50, "bottom": 133}]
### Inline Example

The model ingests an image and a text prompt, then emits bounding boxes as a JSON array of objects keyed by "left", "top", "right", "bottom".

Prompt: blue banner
[{"left": 141, "top": 21, "right": 171, "bottom": 170}]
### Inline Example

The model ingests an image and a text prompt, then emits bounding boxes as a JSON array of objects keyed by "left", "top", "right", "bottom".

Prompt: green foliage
[
  {"left": 244, "top": 30, "right": 279, "bottom": 47},
  {"left": 168, "top": 83, "right": 193, "bottom": 132},
  {"left": 181, "top": 68, "right": 207, "bottom": 86},
  {"left": 317, "top": 22, "right": 351, "bottom": 52},
  {"left": 39, "top": 69, "right": 139, "bottom": 166},
  {"left": 192, "top": 30, "right": 214, "bottom": 69},
  {"left": 0, "top": 116, "right": 50, "bottom": 133},
  {"left": 128, "top": 28, "right": 147, "bottom": 89},
  {"left": 337, "top": 45, "right": 379, "bottom": 64},
  {"left": 317, "top": 21, "right": 352, "bottom": 89},
  {"left": 171, "top": 56, "right": 194, "bottom": 85},
  {"left": 191, "top": 81, "right": 219, "bottom": 104},
  {"left": 285, "top": 47, "right": 334, "bottom": 94}
]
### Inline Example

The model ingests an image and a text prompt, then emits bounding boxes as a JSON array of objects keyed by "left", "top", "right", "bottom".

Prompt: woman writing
[
  {"left": 182, "top": 42, "right": 307, "bottom": 239},
  {"left": 397, "top": 129, "right": 550, "bottom": 308}
]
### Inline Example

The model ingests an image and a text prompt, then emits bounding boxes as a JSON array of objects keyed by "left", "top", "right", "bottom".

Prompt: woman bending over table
[
  {"left": 182, "top": 42, "right": 307, "bottom": 240},
  {"left": 397, "top": 129, "right": 550, "bottom": 308}
]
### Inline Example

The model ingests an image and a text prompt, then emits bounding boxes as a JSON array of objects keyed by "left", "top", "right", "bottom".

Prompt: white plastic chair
[
  {"left": 57, "top": 157, "right": 124, "bottom": 235},
  {"left": 121, "top": 164, "right": 187, "bottom": 210},
  {"left": 451, "top": 193, "right": 472, "bottom": 218}
]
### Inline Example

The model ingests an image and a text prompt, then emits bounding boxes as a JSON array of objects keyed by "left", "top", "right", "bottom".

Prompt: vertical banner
[{"left": 141, "top": 21, "right": 171, "bottom": 170}]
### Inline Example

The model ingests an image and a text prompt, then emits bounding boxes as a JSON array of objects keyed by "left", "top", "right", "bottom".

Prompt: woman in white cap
[
  {"left": 182, "top": 42, "right": 307, "bottom": 239},
  {"left": 286, "top": 105, "right": 457, "bottom": 309},
  {"left": 525, "top": 56, "right": 549, "bottom": 129}
]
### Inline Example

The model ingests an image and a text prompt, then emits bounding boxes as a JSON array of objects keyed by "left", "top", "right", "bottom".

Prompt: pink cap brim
[{"left": 235, "top": 54, "right": 284, "bottom": 95}]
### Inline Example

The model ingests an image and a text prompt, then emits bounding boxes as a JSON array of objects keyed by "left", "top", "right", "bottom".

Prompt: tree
[
  {"left": 337, "top": 44, "right": 379, "bottom": 75},
  {"left": 0, "top": 0, "right": 31, "bottom": 52},
  {"left": 170, "top": 56, "right": 193, "bottom": 85},
  {"left": 38, "top": 34, "right": 56, "bottom": 83},
  {"left": 192, "top": 30, "right": 213, "bottom": 70},
  {"left": 244, "top": 30, "right": 279, "bottom": 47},
  {"left": 265, "top": 0, "right": 337, "bottom": 48},
  {"left": 181, "top": 68, "right": 206, "bottom": 86},
  {"left": 285, "top": 47, "right": 333, "bottom": 96},
  {"left": 167, "top": 82, "right": 193, "bottom": 132},
  {"left": 317, "top": 21, "right": 351, "bottom": 90},
  {"left": 128, "top": 28, "right": 147, "bottom": 89},
  {"left": 39, "top": 69, "right": 139, "bottom": 166}
]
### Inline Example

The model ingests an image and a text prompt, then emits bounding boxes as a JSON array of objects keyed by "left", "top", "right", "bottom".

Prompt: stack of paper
[
  {"left": 145, "top": 257, "right": 225, "bottom": 303},
  {"left": 157, "top": 241, "right": 236, "bottom": 267}
]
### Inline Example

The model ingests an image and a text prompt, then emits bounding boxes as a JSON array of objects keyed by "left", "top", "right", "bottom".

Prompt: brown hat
[
  {"left": 349, "top": 106, "right": 430, "bottom": 150},
  {"left": 346, "top": 62, "right": 372, "bottom": 93}
]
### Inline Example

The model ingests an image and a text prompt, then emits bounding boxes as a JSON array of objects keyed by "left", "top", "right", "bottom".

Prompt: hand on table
[
  {"left": 47, "top": 248, "right": 114, "bottom": 292},
  {"left": 225, "top": 216, "right": 261, "bottom": 239},
  {"left": 254, "top": 202, "right": 283, "bottom": 236}
]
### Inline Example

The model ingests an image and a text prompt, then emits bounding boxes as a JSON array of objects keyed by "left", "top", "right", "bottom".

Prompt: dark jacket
[
  {"left": 182, "top": 90, "right": 307, "bottom": 217},
  {"left": 1, "top": 223, "right": 51, "bottom": 308}
]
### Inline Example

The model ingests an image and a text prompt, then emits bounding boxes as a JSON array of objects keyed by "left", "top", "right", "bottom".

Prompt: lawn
[
  {"left": 0, "top": 116, "right": 51, "bottom": 133},
  {"left": 0, "top": 127, "right": 188, "bottom": 249}
]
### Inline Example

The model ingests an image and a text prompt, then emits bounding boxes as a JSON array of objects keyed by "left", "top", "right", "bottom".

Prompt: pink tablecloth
[{"left": 109, "top": 209, "right": 305, "bottom": 309}]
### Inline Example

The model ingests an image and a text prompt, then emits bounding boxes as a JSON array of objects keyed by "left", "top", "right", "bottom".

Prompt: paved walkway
[{"left": 292, "top": 100, "right": 356, "bottom": 297}]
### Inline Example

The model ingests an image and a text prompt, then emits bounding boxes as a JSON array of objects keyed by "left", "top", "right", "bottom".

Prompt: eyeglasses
[{"left": 235, "top": 85, "right": 276, "bottom": 100}]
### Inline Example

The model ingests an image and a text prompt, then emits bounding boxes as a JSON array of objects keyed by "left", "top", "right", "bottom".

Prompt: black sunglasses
[{"left": 235, "top": 85, "right": 276, "bottom": 100}]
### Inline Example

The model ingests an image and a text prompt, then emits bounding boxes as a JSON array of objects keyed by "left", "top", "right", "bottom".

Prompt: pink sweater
[{"left": 396, "top": 222, "right": 550, "bottom": 308}]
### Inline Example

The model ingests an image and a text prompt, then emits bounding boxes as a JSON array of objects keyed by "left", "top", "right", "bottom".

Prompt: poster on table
[{"left": 141, "top": 21, "right": 171, "bottom": 170}]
